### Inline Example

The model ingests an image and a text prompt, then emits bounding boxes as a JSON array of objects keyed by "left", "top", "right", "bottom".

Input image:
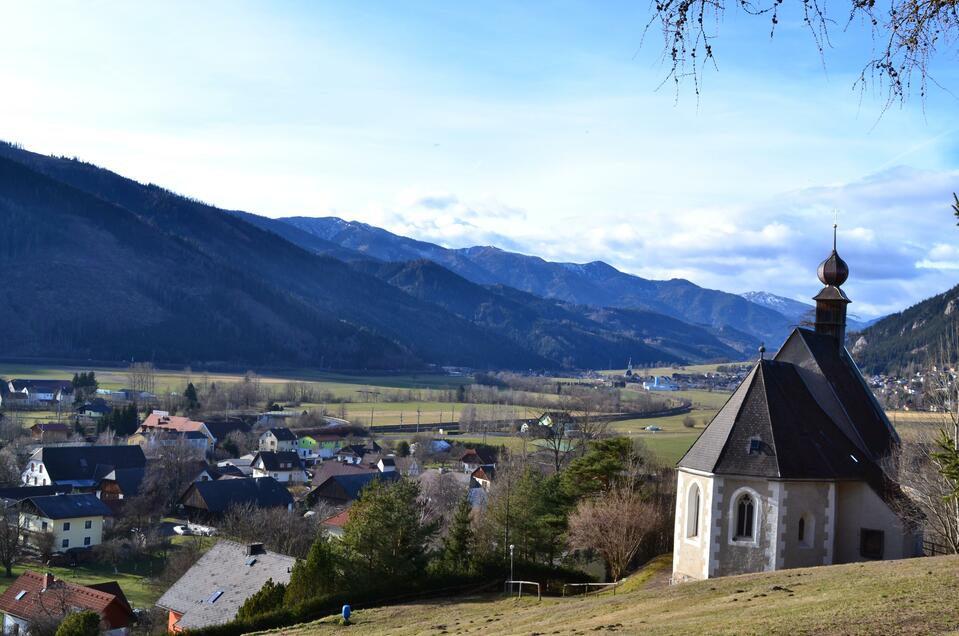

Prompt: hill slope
[
  {"left": 0, "top": 143, "right": 546, "bottom": 370},
  {"left": 355, "top": 260, "right": 752, "bottom": 366},
  {"left": 281, "top": 217, "right": 795, "bottom": 344},
  {"left": 259, "top": 555, "right": 959, "bottom": 636},
  {"left": 0, "top": 141, "right": 746, "bottom": 370},
  {"left": 852, "top": 282, "right": 959, "bottom": 373}
]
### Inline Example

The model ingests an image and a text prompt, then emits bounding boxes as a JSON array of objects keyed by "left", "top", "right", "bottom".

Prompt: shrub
[{"left": 55, "top": 611, "right": 100, "bottom": 636}]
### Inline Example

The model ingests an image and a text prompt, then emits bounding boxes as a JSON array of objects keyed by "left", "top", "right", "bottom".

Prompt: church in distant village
[{"left": 672, "top": 228, "right": 923, "bottom": 582}]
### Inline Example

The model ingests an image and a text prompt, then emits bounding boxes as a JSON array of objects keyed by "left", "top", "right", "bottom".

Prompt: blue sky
[{"left": 1, "top": 1, "right": 957, "bottom": 317}]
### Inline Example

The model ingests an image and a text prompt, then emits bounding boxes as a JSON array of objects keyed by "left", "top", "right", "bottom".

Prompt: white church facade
[{"left": 672, "top": 230, "right": 923, "bottom": 582}]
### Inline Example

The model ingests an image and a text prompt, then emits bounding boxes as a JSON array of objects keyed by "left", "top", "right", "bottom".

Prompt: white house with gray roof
[{"left": 156, "top": 540, "right": 296, "bottom": 631}]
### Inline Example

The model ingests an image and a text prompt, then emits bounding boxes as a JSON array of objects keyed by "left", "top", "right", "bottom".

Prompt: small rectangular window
[
  {"left": 84, "top": 520, "right": 92, "bottom": 529},
  {"left": 61, "top": 539, "right": 69, "bottom": 548},
  {"left": 63, "top": 522, "right": 70, "bottom": 531},
  {"left": 41, "top": 521, "right": 47, "bottom": 531},
  {"left": 83, "top": 537, "right": 91, "bottom": 546},
  {"left": 860, "top": 529, "right": 884, "bottom": 559}
]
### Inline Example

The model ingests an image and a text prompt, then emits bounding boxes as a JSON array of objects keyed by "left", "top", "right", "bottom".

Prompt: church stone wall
[
  {"left": 835, "top": 481, "right": 921, "bottom": 563},
  {"left": 672, "top": 469, "right": 713, "bottom": 582},
  {"left": 779, "top": 481, "right": 834, "bottom": 569},
  {"left": 711, "top": 476, "right": 776, "bottom": 578}
]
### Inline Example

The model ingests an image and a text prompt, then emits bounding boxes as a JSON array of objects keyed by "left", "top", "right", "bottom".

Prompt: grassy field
[
  {"left": 0, "top": 363, "right": 470, "bottom": 396},
  {"left": 257, "top": 555, "right": 959, "bottom": 636}
]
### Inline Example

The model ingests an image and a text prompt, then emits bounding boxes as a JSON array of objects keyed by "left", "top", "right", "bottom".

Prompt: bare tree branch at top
[{"left": 647, "top": 0, "right": 959, "bottom": 104}]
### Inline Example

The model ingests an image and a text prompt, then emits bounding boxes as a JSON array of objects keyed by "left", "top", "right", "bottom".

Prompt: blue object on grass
[{"left": 342, "top": 604, "right": 352, "bottom": 621}]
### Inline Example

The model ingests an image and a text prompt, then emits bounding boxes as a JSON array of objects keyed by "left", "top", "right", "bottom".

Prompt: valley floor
[{"left": 255, "top": 555, "right": 959, "bottom": 636}]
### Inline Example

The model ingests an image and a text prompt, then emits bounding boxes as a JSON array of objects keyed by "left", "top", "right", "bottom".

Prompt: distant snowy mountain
[{"left": 741, "top": 291, "right": 877, "bottom": 332}]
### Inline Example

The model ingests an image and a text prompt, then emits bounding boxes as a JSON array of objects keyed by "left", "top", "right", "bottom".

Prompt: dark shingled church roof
[{"left": 679, "top": 327, "right": 899, "bottom": 479}]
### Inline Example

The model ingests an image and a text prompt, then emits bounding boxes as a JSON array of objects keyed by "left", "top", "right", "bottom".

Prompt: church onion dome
[{"left": 817, "top": 225, "right": 849, "bottom": 286}]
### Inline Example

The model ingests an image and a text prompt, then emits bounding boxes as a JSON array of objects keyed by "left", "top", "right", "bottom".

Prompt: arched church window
[
  {"left": 686, "top": 483, "right": 701, "bottom": 538},
  {"left": 735, "top": 494, "right": 755, "bottom": 540},
  {"left": 798, "top": 516, "right": 805, "bottom": 542}
]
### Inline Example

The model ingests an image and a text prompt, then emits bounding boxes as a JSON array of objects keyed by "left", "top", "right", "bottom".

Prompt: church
[{"left": 672, "top": 229, "right": 923, "bottom": 582}]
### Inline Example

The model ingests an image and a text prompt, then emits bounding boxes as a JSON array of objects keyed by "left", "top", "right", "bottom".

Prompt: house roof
[
  {"left": 31, "top": 445, "right": 146, "bottom": 484},
  {"left": 679, "top": 327, "right": 901, "bottom": 483},
  {"left": 30, "top": 422, "right": 71, "bottom": 433},
  {"left": 312, "top": 471, "right": 399, "bottom": 502},
  {"left": 156, "top": 540, "right": 296, "bottom": 630},
  {"left": 203, "top": 419, "right": 249, "bottom": 440},
  {"left": 181, "top": 477, "right": 293, "bottom": 513},
  {"left": 265, "top": 427, "right": 297, "bottom": 441},
  {"left": 100, "top": 467, "right": 147, "bottom": 496},
  {"left": 310, "top": 460, "right": 376, "bottom": 486},
  {"left": 379, "top": 457, "right": 396, "bottom": 467},
  {"left": 253, "top": 451, "right": 303, "bottom": 472},
  {"left": 321, "top": 509, "right": 350, "bottom": 528},
  {"left": 10, "top": 380, "right": 73, "bottom": 393},
  {"left": 0, "top": 485, "right": 72, "bottom": 501},
  {"left": 461, "top": 449, "right": 494, "bottom": 465},
  {"left": 471, "top": 466, "right": 495, "bottom": 481},
  {"left": 78, "top": 399, "right": 112, "bottom": 414},
  {"left": 22, "top": 493, "right": 113, "bottom": 519},
  {"left": 141, "top": 411, "right": 207, "bottom": 435},
  {"left": 0, "top": 571, "right": 132, "bottom": 628}
]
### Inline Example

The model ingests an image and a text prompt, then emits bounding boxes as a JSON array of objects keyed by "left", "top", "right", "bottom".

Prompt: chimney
[
  {"left": 246, "top": 543, "right": 265, "bottom": 556},
  {"left": 42, "top": 573, "right": 55, "bottom": 591}
]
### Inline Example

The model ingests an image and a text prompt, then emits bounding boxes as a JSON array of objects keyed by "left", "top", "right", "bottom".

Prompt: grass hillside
[{"left": 256, "top": 555, "right": 959, "bottom": 636}]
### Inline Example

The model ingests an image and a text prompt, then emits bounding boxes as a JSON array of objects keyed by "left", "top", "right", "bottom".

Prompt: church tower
[{"left": 813, "top": 224, "right": 850, "bottom": 346}]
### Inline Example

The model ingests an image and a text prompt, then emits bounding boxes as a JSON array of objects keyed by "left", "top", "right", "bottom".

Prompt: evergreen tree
[
  {"left": 55, "top": 611, "right": 101, "bottom": 636},
  {"left": 562, "top": 437, "right": 636, "bottom": 499},
  {"left": 184, "top": 382, "right": 199, "bottom": 410},
  {"left": 396, "top": 440, "right": 411, "bottom": 457},
  {"left": 440, "top": 496, "right": 474, "bottom": 575},
  {"left": 284, "top": 534, "right": 337, "bottom": 606},
  {"left": 340, "top": 478, "right": 437, "bottom": 585},
  {"left": 236, "top": 578, "right": 286, "bottom": 621}
]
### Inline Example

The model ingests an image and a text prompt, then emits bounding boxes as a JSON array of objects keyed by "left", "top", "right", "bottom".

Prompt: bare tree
[
  {"left": 0, "top": 448, "right": 21, "bottom": 487},
  {"left": 221, "top": 503, "right": 318, "bottom": 559},
  {"left": 127, "top": 362, "right": 157, "bottom": 395},
  {"left": 0, "top": 503, "right": 23, "bottom": 577},
  {"left": 886, "top": 432, "right": 959, "bottom": 553},
  {"left": 567, "top": 464, "right": 673, "bottom": 581},
  {"left": 895, "top": 324, "right": 959, "bottom": 553}
]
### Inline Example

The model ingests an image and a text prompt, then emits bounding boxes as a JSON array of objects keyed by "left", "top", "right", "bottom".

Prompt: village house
[
  {"left": 0, "top": 571, "right": 133, "bottom": 636},
  {"left": 257, "top": 427, "right": 297, "bottom": 452},
  {"left": 20, "top": 493, "right": 113, "bottom": 551},
  {"left": 5, "top": 379, "right": 73, "bottom": 406},
  {"left": 672, "top": 233, "right": 923, "bottom": 582},
  {"left": 320, "top": 509, "right": 350, "bottom": 538},
  {"left": 128, "top": 429, "right": 210, "bottom": 456},
  {"left": 309, "top": 460, "right": 376, "bottom": 489},
  {"left": 178, "top": 476, "right": 294, "bottom": 520},
  {"left": 29, "top": 422, "right": 71, "bottom": 442},
  {"left": 305, "top": 471, "right": 399, "bottom": 508},
  {"left": 21, "top": 445, "right": 146, "bottom": 488},
  {"left": 156, "top": 541, "right": 296, "bottom": 632},
  {"left": 96, "top": 467, "right": 147, "bottom": 511},
  {"left": 77, "top": 398, "right": 113, "bottom": 420},
  {"left": 460, "top": 449, "right": 495, "bottom": 474},
  {"left": 250, "top": 451, "right": 308, "bottom": 483},
  {"left": 139, "top": 411, "right": 215, "bottom": 451}
]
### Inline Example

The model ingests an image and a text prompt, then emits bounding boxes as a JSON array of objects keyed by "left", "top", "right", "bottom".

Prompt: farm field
[
  {"left": 0, "top": 363, "right": 470, "bottom": 396},
  {"left": 256, "top": 555, "right": 959, "bottom": 636}
]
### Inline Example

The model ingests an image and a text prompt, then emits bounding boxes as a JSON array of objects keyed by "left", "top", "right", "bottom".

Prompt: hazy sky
[{"left": 1, "top": 1, "right": 957, "bottom": 317}]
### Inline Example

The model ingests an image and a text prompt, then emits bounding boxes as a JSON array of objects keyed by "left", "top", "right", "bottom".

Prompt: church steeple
[{"left": 813, "top": 224, "right": 851, "bottom": 346}]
